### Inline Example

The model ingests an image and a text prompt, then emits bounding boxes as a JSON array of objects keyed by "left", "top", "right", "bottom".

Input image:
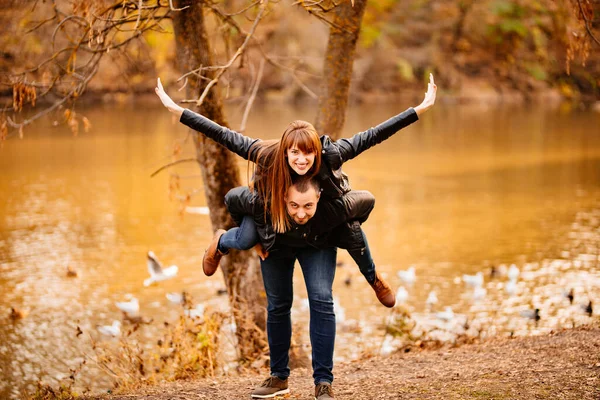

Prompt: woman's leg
[{"left": 217, "top": 215, "right": 260, "bottom": 253}]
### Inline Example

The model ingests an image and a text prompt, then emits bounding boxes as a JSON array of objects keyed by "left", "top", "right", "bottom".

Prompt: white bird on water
[
  {"left": 115, "top": 297, "right": 140, "bottom": 316},
  {"left": 397, "top": 266, "right": 416, "bottom": 284},
  {"left": 166, "top": 292, "right": 186, "bottom": 305},
  {"left": 185, "top": 206, "right": 209, "bottom": 215},
  {"left": 504, "top": 280, "right": 517, "bottom": 296},
  {"left": 472, "top": 286, "right": 487, "bottom": 301},
  {"left": 507, "top": 264, "right": 520, "bottom": 281},
  {"left": 435, "top": 306, "right": 454, "bottom": 322},
  {"left": 462, "top": 272, "right": 484, "bottom": 288},
  {"left": 184, "top": 304, "right": 205, "bottom": 319},
  {"left": 97, "top": 320, "right": 121, "bottom": 337},
  {"left": 144, "top": 251, "right": 178, "bottom": 286},
  {"left": 395, "top": 287, "right": 409, "bottom": 305},
  {"left": 426, "top": 291, "right": 438, "bottom": 307}
]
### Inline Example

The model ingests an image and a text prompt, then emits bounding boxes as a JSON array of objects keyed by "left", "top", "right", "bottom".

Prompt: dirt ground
[{"left": 94, "top": 325, "right": 600, "bottom": 400}]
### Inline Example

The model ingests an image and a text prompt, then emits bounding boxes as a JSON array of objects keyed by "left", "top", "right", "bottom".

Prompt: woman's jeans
[
  {"left": 218, "top": 216, "right": 376, "bottom": 283},
  {"left": 261, "top": 246, "right": 337, "bottom": 385},
  {"left": 217, "top": 215, "right": 259, "bottom": 253}
]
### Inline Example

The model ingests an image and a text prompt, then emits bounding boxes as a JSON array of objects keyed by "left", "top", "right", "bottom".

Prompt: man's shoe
[
  {"left": 315, "top": 382, "right": 335, "bottom": 399},
  {"left": 251, "top": 376, "right": 289, "bottom": 398},
  {"left": 203, "top": 229, "right": 226, "bottom": 276},
  {"left": 370, "top": 272, "right": 396, "bottom": 308}
]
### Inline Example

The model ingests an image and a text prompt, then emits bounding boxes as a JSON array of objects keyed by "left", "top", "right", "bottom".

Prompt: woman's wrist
[
  {"left": 414, "top": 104, "right": 427, "bottom": 116},
  {"left": 170, "top": 104, "right": 185, "bottom": 118}
]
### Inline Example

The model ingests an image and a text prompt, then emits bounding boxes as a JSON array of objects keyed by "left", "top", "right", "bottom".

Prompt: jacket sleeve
[
  {"left": 335, "top": 108, "right": 418, "bottom": 162},
  {"left": 224, "top": 186, "right": 259, "bottom": 225},
  {"left": 341, "top": 190, "right": 375, "bottom": 224},
  {"left": 311, "top": 190, "right": 375, "bottom": 235},
  {"left": 180, "top": 109, "right": 260, "bottom": 161}
]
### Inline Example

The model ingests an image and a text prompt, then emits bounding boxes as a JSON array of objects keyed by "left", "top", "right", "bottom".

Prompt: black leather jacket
[
  {"left": 180, "top": 107, "right": 418, "bottom": 199},
  {"left": 224, "top": 186, "right": 375, "bottom": 252},
  {"left": 180, "top": 108, "right": 419, "bottom": 251}
]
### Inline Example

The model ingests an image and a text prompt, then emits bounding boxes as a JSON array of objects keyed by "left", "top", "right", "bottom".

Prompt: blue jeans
[
  {"left": 260, "top": 246, "right": 337, "bottom": 385},
  {"left": 218, "top": 216, "right": 259, "bottom": 253},
  {"left": 219, "top": 215, "right": 377, "bottom": 284}
]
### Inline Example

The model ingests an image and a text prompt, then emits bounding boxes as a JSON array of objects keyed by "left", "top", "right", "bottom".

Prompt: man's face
[{"left": 285, "top": 185, "right": 319, "bottom": 225}]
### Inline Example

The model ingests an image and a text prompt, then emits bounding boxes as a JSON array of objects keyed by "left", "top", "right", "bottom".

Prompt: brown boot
[
  {"left": 370, "top": 272, "right": 396, "bottom": 308},
  {"left": 203, "top": 229, "right": 226, "bottom": 276},
  {"left": 315, "top": 382, "right": 335, "bottom": 399}
]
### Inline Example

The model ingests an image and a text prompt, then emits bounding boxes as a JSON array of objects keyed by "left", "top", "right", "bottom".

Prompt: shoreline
[{"left": 82, "top": 323, "right": 600, "bottom": 400}]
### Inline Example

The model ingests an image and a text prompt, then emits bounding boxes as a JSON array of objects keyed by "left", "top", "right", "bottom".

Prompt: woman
[{"left": 154, "top": 75, "right": 437, "bottom": 307}]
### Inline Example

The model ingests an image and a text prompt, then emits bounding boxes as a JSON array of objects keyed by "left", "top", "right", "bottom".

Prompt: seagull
[
  {"left": 343, "top": 274, "right": 352, "bottom": 287},
  {"left": 397, "top": 266, "right": 416, "bottom": 284},
  {"left": 505, "top": 280, "right": 517, "bottom": 296},
  {"left": 565, "top": 288, "right": 574, "bottom": 305},
  {"left": 144, "top": 251, "right": 178, "bottom": 286},
  {"left": 66, "top": 266, "right": 78, "bottom": 277},
  {"left": 490, "top": 264, "right": 507, "bottom": 278},
  {"left": 9, "top": 307, "right": 28, "bottom": 320},
  {"left": 583, "top": 301, "right": 593, "bottom": 317},
  {"left": 462, "top": 272, "right": 484, "bottom": 288},
  {"left": 185, "top": 206, "right": 209, "bottom": 215},
  {"left": 435, "top": 306, "right": 454, "bottom": 322},
  {"left": 97, "top": 321, "right": 121, "bottom": 337},
  {"left": 184, "top": 304, "right": 205, "bottom": 319},
  {"left": 115, "top": 297, "right": 140, "bottom": 316},
  {"left": 166, "top": 292, "right": 186, "bottom": 305},
  {"left": 380, "top": 334, "right": 395, "bottom": 356},
  {"left": 507, "top": 264, "right": 520, "bottom": 281},
  {"left": 520, "top": 308, "right": 540, "bottom": 322},
  {"left": 333, "top": 297, "right": 346, "bottom": 323},
  {"left": 395, "top": 287, "right": 409, "bottom": 305},
  {"left": 426, "top": 291, "right": 438, "bottom": 307},
  {"left": 473, "top": 287, "right": 487, "bottom": 301}
]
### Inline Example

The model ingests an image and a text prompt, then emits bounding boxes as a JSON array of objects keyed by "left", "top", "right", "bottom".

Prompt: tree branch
[
  {"left": 193, "top": 1, "right": 268, "bottom": 107},
  {"left": 150, "top": 158, "right": 198, "bottom": 177},
  {"left": 577, "top": 0, "right": 600, "bottom": 46},
  {"left": 239, "top": 58, "right": 265, "bottom": 133}
]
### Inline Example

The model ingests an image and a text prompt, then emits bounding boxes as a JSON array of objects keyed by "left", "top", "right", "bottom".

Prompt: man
[{"left": 225, "top": 177, "right": 389, "bottom": 399}]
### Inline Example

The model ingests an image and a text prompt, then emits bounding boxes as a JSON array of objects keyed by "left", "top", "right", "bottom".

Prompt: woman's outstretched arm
[
  {"left": 155, "top": 78, "right": 260, "bottom": 161},
  {"left": 336, "top": 74, "right": 437, "bottom": 162}
]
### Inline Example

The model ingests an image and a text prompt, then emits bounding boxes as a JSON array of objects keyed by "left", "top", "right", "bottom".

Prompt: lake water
[{"left": 1, "top": 102, "right": 599, "bottom": 398}]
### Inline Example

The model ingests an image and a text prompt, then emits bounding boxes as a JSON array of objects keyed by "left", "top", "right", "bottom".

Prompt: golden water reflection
[{"left": 0, "top": 103, "right": 599, "bottom": 397}]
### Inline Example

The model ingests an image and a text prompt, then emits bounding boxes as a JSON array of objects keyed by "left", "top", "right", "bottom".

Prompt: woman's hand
[
  {"left": 253, "top": 243, "right": 269, "bottom": 261},
  {"left": 414, "top": 73, "right": 437, "bottom": 117},
  {"left": 155, "top": 77, "right": 184, "bottom": 118}
]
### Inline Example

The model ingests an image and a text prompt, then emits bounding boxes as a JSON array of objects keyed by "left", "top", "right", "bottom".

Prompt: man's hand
[
  {"left": 414, "top": 73, "right": 437, "bottom": 116},
  {"left": 254, "top": 243, "right": 269, "bottom": 261},
  {"left": 155, "top": 77, "right": 184, "bottom": 118}
]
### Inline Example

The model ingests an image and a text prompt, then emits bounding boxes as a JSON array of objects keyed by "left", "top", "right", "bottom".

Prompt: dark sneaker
[
  {"left": 315, "top": 382, "right": 335, "bottom": 399},
  {"left": 203, "top": 229, "right": 226, "bottom": 276},
  {"left": 370, "top": 272, "right": 396, "bottom": 308},
  {"left": 251, "top": 376, "right": 289, "bottom": 398}
]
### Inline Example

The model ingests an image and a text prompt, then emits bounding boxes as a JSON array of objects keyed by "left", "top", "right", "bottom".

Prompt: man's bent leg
[
  {"left": 298, "top": 246, "right": 337, "bottom": 385},
  {"left": 260, "top": 249, "right": 296, "bottom": 380}
]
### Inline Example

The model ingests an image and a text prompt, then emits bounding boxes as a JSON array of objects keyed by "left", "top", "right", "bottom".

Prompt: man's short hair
[{"left": 292, "top": 176, "right": 321, "bottom": 194}]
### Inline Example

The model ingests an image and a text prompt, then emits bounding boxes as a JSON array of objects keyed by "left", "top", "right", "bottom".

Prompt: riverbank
[{"left": 88, "top": 324, "right": 600, "bottom": 400}]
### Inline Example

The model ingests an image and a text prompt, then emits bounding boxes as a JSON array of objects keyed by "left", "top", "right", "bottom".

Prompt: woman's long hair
[{"left": 250, "top": 120, "right": 322, "bottom": 233}]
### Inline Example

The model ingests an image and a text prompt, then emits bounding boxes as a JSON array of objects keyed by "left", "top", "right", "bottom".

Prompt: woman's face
[{"left": 286, "top": 146, "right": 315, "bottom": 175}]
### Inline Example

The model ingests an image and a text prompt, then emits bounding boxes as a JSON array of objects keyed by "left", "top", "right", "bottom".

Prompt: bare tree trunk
[
  {"left": 314, "top": 0, "right": 368, "bottom": 140},
  {"left": 172, "top": 0, "right": 267, "bottom": 362}
]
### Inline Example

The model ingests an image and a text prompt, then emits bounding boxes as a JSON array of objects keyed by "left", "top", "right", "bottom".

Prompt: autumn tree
[{"left": 2, "top": 0, "right": 379, "bottom": 363}]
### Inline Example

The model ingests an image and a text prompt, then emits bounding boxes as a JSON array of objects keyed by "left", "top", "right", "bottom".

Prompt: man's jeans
[{"left": 260, "top": 246, "right": 337, "bottom": 385}]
